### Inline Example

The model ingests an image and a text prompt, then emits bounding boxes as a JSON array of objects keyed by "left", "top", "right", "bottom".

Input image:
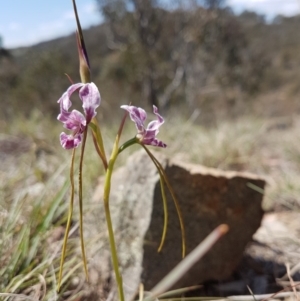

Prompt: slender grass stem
[
  {"left": 142, "top": 145, "right": 186, "bottom": 258},
  {"left": 78, "top": 127, "right": 89, "bottom": 281},
  {"left": 57, "top": 149, "right": 76, "bottom": 292},
  {"left": 156, "top": 169, "right": 168, "bottom": 253}
]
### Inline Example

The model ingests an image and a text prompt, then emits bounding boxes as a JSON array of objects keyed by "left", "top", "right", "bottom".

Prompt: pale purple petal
[
  {"left": 121, "top": 104, "right": 166, "bottom": 148},
  {"left": 58, "top": 83, "right": 84, "bottom": 112},
  {"left": 60, "top": 132, "right": 82, "bottom": 149},
  {"left": 63, "top": 110, "right": 86, "bottom": 132},
  {"left": 79, "top": 83, "right": 101, "bottom": 123},
  {"left": 121, "top": 105, "right": 147, "bottom": 123},
  {"left": 146, "top": 105, "right": 164, "bottom": 132},
  {"left": 57, "top": 82, "right": 101, "bottom": 149},
  {"left": 153, "top": 105, "right": 164, "bottom": 124},
  {"left": 67, "top": 83, "right": 84, "bottom": 98},
  {"left": 57, "top": 109, "right": 71, "bottom": 123},
  {"left": 121, "top": 105, "right": 147, "bottom": 133},
  {"left": 146, "top": 120, "right": 161, "bottom": 133},
  {"left": 152, "top": 139, "right": 167, "bottom": 148},
  {"left": 143, "top": 128, "right": 156, "bottom": 141},
  {"left": 58, "top": 92, "right": 72, "bottom": 112},
  {"left": 57, "top": 84, "right": 83, "bottom": 122},
  {"left": 143, "top": 130, "right": 167, "bottom": 148}
]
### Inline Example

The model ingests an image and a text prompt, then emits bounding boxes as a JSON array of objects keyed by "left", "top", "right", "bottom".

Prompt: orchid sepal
[
  {"left": 120, "top": 105, "right": 167, "bottom": 148},
  {"left": 57, "top": 82, "right": 101, "bottom": 150}
]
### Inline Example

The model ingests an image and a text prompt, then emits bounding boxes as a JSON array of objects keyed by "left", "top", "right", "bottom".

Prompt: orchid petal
[
  {"left": 121, "top": 105, "right": 147, "bottom": 133},
  {"left": 57, "top": 82, "right": 101, "bottom": 149},
  {"left": 147, "top": 105, "right": 164, "bottom": 132},
  {"left": 58, "top": 92, "right": 72, "bottom": 112},
  {"left": 57, "top": 83, "right": 84, "bottom": 114},
  {"left": 63, "top": 110, "right": 86, "bottom": 132},
  {"left": 151, "top": 139, "right": 167, "bottom": 148},
  {"left": 121, "top": 104, "right": 166, "bottom": 148},
  {"left": 146, "top": 120, "right": 162, "bottom": 133},
  {"left": 143, "top": 130, "right": 167, "bottom": 148},
  {"left": 80, "top": 83, "right": 101, "bottom": 123},
  {"left": 67, "top": 83, "right": 84, "bottom": 98},
  {"left": 57, "top": 109, "right": 71, "bottom": 123},
  {"left": 60, "top": 132, "right": 82, "bottom": 149},
  {"left": 153, "top": 105, "right": 164, "bottom": 124}
]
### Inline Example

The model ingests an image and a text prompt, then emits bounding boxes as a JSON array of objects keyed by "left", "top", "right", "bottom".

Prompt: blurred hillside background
[
  {"left": 1, "top": 0, "right": 300, "bottom": 212},
  {"left": 1, "top": 0, "right": 300, "bottom": 123},
  {"left": 2, "top": 0, "right": 300, "bottom": 208}
]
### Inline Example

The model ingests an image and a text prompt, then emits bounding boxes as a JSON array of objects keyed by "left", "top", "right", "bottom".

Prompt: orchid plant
[{"left": 56, "top": 1, "right": 186, "bottom": 300}]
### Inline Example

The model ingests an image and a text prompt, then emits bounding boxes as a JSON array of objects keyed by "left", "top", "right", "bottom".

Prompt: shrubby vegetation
[{"left": 1, "top": 1, "right": 300, "bottom": 122}]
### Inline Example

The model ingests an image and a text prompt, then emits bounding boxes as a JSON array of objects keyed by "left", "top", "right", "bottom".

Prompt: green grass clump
[
  {"left": 0, "top": 167, "right": 84, "bottom": 300},
  {"left": 0, "top": 113, "right": 89, "bottom": 299}
]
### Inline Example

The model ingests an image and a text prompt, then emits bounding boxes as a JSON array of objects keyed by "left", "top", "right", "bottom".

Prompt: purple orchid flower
[
  {"left": 121, "top": 105, "right": 167, "bottom": 148},
  {"left": 57, "top": 82, "right": 101, "bottom": 149}
]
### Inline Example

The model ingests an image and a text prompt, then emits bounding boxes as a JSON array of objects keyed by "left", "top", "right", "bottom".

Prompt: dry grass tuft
[{"left": 1, "top": 110, "right": 300, "bottom": 297}]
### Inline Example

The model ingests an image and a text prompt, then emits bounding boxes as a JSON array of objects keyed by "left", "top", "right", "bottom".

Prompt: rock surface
[
  {"left": 88, "top": 150, "right": 265, "bottom": 299},
  {"left": 247, "top": 211, "right": 300, "bottom": 266}
]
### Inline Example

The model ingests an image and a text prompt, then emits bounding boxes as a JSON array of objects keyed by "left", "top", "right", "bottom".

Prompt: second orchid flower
[{"left": 121, "top": 105, "right": 167, "bottom": 148}]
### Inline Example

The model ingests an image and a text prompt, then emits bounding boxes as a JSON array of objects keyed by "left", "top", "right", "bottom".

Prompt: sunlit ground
[{"left": 1, "top": 109, "right": 300, "bottom": 298}]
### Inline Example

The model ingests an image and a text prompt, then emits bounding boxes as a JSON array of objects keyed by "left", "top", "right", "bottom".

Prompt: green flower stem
[
  {"left": 118, "top": 137, "right": 139, "bottom": 154},
  {"left": 103, "top": 139, "right": 125, "bottom": 301}
]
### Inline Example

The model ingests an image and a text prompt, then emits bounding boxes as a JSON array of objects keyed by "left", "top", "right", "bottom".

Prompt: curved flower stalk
[
  {"left": 142, "top": 145, "right": 186, "bottom": 258},
  {"left": 119, "top": 105, "right": 186, "bottom": 258}
]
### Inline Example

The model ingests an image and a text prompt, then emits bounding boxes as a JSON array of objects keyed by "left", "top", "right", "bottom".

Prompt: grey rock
[
  {"left": 88, "top": 149, "right": 265, "bottom": 299},
  {"left": 247, "top": 211, "right": 300, "bottom": 266}
]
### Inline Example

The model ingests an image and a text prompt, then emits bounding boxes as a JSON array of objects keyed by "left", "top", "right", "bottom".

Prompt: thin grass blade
[{"left": 57, "top": 150, "right": 76, "bottom": 292}]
